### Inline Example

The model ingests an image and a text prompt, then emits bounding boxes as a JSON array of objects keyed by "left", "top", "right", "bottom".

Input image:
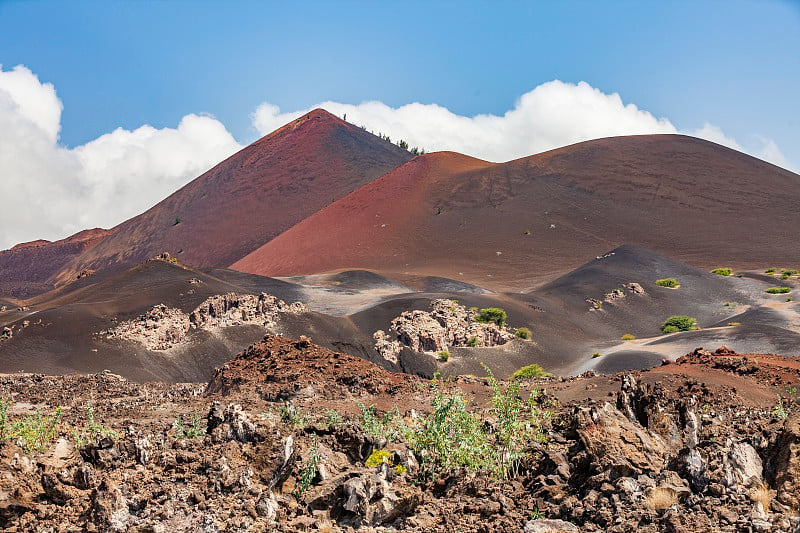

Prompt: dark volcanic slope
[
  {"left": 0, "top": 260, "right": 300, "bottom": 381},
  {"left": 233, "top": 135, "right": 800, "bottom": 291},
  {"left": 0, "top": 228, "right": 112, "bottom": 298},
  {"left": 49, "top": 109, "right": 412, "bottom": 288}
]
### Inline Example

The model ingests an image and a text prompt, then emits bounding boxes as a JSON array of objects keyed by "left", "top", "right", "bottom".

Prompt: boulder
[
  {"left": 524, "top": 518, "right": 581, "bottom": 532},
  {"left": 575, "top": 402, "right": 668, "bottom": 479}
]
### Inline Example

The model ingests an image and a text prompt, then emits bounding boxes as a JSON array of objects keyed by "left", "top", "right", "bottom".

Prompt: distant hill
[
  {"left": 232, "top": 135, "right": 800, "bottom": 290},
  {"left": 0, "top": 228, "right": 112, "bottom": 298},
  {"left": 0, "top": 109, "right": 412, "bottom": 297}
]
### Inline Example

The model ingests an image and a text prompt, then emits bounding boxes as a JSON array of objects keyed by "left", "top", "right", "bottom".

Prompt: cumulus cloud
[
  {"left": 0, "top": 65, "right": 242, "bottom": 250},
  {"left": 253, "top": 80, "right": 794, "bottom": 172}
]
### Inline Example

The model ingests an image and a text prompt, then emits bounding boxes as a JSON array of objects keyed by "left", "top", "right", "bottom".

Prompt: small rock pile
[
  {"left": 374, "top": 299, "right": 515, "bottom": 362},
  {"left": 105, "top": 293, "right": 306, "bottom": 350}
]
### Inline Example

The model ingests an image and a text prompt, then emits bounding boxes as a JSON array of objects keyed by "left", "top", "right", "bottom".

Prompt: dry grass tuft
[
  {"left": 750, "top": 482, "right": 772, "bottom": 510},
  {"left": 645, "top": 487, "right": 678, "bottom": 510}
]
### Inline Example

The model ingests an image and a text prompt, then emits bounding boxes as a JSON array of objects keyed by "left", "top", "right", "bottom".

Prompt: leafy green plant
[
  {"left": 766, "top": 287, "right": 791, "bottom": 294},
  {"left": 474, "top": 307, "right": 507, "bottom": 327},
  {"left": 466, "top": 336, "right": 479, "bottom": 347},
  {"left": 592, "top": 352, "right": 603, "bottom": 358},
  {"left": 8, "top": 406, "right": 62, "bottom": 452},
  {"left": 293, "top": 436, "right": 320, "bottom": 498},
  {"left": 514, "top": 327, "right": 532, "bottom": 340},
  {"left": 357, "top": 402, "right": 403, "bottom": 442},
  {"left": 326, "top": 409, "right": 343, "bottom": 428},
  {"left": 0, "top": 399, "right": 9, "bottom": 441},
  {"left": 393, "top": 464, "right": 407, "bottom": 475},
  {"left": 365, "top": 448, "right": 391, "bottom": 467},
  {"left": 710, "top": 267, "right": 732, "bottom": 276},
  {"left": 621, "top": 333, "right": 635, "bottom": 341},
  {"left": 655, "top": 278, "right": 680, "bottom": 288},
  {"left": 72, "top": 401, "right": 119, "bottom": 446},
  {"left": 773, "top": 394, "right": 788, "bottom": 420},
  {"left": 173, "top": 409, "right": 204, "bottom": 440},
  {"left": 765, "top": 268, "right": 776, "bottom": 275},
  {"left": 484, "top": 364, "right": 549, "bottom": 478},
  {"left": 438, "top": 350, "right": 450, "bottom": 362},
  {"left": 781, "top": 269, "right": 799, "bottom": 275},
  {"left": 511, "top": 363, "right": 552, "bottom": 379},
  {"left": 661, "top": 315, "right": 699, "bottom": 334}
]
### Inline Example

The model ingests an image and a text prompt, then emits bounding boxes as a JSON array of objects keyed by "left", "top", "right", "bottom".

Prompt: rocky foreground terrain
[{"left": 1, "top": 336, "right": 799, "bottom": 532}]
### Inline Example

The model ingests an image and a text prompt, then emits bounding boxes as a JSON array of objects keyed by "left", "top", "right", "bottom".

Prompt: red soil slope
[
  {"left": 49, "top": 109, "right": 412, "bottom": 288},
  {"left": 232, "top": 135, "right": 800, "bottom": 290},
  {"left": 0, "top": 228, "right": 112, "bottom": 298}
]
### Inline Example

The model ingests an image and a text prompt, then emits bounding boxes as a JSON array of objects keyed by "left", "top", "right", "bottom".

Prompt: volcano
[{"left": 232, "top": 134, "right": 800, "bottom": 290}]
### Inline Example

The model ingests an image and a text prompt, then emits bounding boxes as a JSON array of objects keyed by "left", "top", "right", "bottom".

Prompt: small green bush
[
  {"left": 781, "top": 269, "right": 798, "bottom": 275},
  {"left": 621, "top": 333, "right": 635, "bottom": 341},
  {"left": 511, "top": 363, "right": 552, "bottom": 379},
  {"left": 172, "top": 409, "right": 204, "bottom": 440},
  {"left": 365, "top": 448, "right": 391, "bottom": 467},
  {"left": 474, "top": 307, "right": 507, "bottom": 327},
  {"left": 766, "top": 268, "right": 776, "bottom": 274},
  {"left": 655, "top": 278, "right": 680, "bottom": 288},
  {"left": 766, "top": 287, "right": 791, "bottom": 294},
  {"left": 661, "top": 315, "right": 699, "bottom": 334},
  {"left": 514, "top": 327, "right": 531, "bottom": 340},
  {"left": 293, "top": 436, "right": 320, "bottom": 498},
  {"left": 439, "top": 351, "right": 451, "bottom": 362},
  {"left": 466, "top": 336, "right": 479, "bottom": 347},
  {"left": 710, "top": 268, "right": 732, "bottom": 276},
  {"left": 7, "top": 406, "right": 62, "bottom": 452},
  {"left": 592, "top": 352, "right": 603, "bottom": 358}
]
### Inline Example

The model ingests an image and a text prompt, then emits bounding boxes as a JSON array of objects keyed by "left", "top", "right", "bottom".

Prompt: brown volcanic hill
[
  {"left": 0, "top": 228, "right": 112, "bottom": 298},
  {"left": 232, "top": 135, "right": 800, "bottom": 291},
  {"left": 46, "top": 109, "right": 412, "bottom": 289}
]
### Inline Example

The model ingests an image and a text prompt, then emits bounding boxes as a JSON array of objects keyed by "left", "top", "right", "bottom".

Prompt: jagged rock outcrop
[
  {"left": 105, "top": 293, "right": 306, "bottom": 350},
  {"left": 768, "top": 413, "right": 800, "bottom": 510},
  {"left": 375, "top": 299, "right": 515, "bottom": 360}
]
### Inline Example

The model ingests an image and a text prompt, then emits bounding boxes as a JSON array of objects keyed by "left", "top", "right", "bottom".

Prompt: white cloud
[
  {"left": 0, "top": 65, "right": 242, "bottom": 250},
  {"left": 253, "top": 80, "right": 795, "bottom": 172}
]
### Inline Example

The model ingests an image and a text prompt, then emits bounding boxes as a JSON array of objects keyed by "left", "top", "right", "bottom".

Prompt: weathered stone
[
  {"left": 575, "top": 402, "right": 668, "bottom": 478},
  {"left": 725, "top": 441, "right": 763, "bottom": 489},
  {"left": 524, "top": 518, "right": 581, "bottom": 532},
  {"left": 767, "top": 413, "right": 800, "bottom": 510}
]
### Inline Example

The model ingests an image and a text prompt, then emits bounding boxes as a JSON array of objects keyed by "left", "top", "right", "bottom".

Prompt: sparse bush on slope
[{"left": 661, "top": 315, "right": 699, "bottom": 334}]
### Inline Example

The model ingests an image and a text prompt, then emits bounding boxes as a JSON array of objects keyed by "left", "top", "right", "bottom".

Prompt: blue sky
[{"left": 0, "top": 0, "right": 798, "bottom": 247}]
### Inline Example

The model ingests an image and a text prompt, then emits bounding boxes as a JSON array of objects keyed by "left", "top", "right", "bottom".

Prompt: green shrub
[
  {"left": 766, "top": 287, "right": 791, "bottom": 294},
  {"left": 7, "top": 406, "right": 62, "bottom": 452},
  {"left": 439, "top": 350, "right": 450, "bottom": 362},
  {"left": 0, "top": 399, "right": 9, "bottom": 441},
  {"left": 514, "top": 327, "right": 531, "bottom": 340},
  {"left": 766, "top": 268, "right": 776, "bottom": 274},
  {"left": 293, "top": 436, "right": 320, "bottom": 498},
  {"left": 621, "top": 333, "right": 635, "bottom": 340},
  {"left": 781, "top": 274, "right": 790, "bottom": 280},
  {"left": 511, "top": 363, "right": 552, "bottom": 379},
  {"left": 172, "top": 409, "right": 204, "bottom": 440},
  {"left": 661, "top": 315, "right": 699, "bottom": 334},
  {"left": 592, "top": 352, "right": 603, "bottom": 358},
  {"left": 781, "top": 269, "right": 798, "bottom": 275},
  {"left": 466, "top": 336, "right": 479, "bottom": 347},
  {"left": 72, "top": 401, "right": 119, "bottom": 447},
  {"left": 655, "top": 278, "right": 680, "bottom": 288},
  {"left": 710, "top": 268, "right": 732, "bottom": 276},
  {"left": 326, "top": 409, "right": 343, "bottom": 428},
  {"left": 365, "top": 448, "right": 391, "bottom": 467},
  {"left": 474, "top": 307, "right": 507, "bottom": 327}
]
